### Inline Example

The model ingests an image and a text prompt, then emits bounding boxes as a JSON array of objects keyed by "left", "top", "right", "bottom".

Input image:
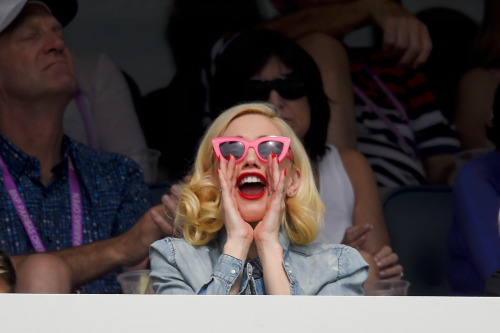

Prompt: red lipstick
[{"left": 236, "top": 172, "right": 267, "bottom": 200}]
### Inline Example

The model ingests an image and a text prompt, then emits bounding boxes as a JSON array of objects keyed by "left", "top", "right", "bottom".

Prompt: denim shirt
[{"left": 150, "top": 229, "right": 369, "bottom": 295}]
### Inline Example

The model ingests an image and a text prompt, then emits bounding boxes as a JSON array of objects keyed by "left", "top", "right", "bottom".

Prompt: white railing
[{"left": 1, "top": 294, "right": 497, "bottom": 332}]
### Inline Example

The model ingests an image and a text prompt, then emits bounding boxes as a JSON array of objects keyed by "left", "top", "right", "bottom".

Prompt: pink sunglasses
[{"left": 212, "top": 136, "right": 292, "bottom": 163}]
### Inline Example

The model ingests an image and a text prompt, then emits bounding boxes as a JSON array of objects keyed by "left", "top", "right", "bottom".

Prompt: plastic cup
[
  {"left": 117, "top": 269, "right": 154, "bottom": 294},
  {"left": 363, "top": 279, "right": 410, "bottom": 296}
]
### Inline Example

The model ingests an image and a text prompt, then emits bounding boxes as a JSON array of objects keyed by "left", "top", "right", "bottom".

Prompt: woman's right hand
[{"left": 218, "top": 155, "right": 253, "bottom": 258}]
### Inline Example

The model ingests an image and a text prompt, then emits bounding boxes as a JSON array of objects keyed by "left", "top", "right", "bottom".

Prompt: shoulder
[
  {"left": 459, "top": 68, "right": 500, "bottom": 91},
  {"left": 337, "top": 147, "right": 373, "bottom": 179},
  {"left": 462, "top": 67, "right": 499, "bottom": 82},
  {"left": 288, "top": 242, "right": 368, "bottom": 279},
  {"left": 338, "top": 146, "right": 368, "bottom": 166},
  {"left": 70, "top": 139, "right": 142, "bottom": 175},
  {"left": 69, "top": 139, "right": 148, "bottom": 197},
  {"left": 289, "top": 242, "right": 365, "bottom": 263},
  {"left": 151, "top": 237, "right": 215, "bottom": 260},
  {"left": 321, "top": 144, "right": 369, "bottom": 169}
]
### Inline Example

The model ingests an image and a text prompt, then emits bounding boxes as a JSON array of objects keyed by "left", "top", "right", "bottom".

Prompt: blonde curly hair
[{"left": 175, "top": 103, "right": 324, "bottom": 245}]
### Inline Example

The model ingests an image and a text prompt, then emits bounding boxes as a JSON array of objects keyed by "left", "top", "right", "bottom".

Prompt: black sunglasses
[{"left": 244, "top": 73, "right": 307, "bottom": 101}]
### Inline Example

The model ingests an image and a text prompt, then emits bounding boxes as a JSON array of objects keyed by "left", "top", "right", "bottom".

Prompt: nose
[
  {"left": 43, "top": 31, "right": 66, "bottom": 54},
  {"left": 242, "top": 147, "right": 260, "bottom": 168},
  {"left": 268, "top": 89, "right": 284, "bottom": 109}
]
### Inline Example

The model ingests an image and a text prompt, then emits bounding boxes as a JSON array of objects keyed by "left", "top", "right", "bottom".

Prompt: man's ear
[{"left": 286, "top": 166, "right": 301, "bottom": 197}]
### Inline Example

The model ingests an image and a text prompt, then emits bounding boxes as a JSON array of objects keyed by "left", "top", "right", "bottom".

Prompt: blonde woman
[{"left": 149, "top": 103, "right": 368, "bottom": 295}]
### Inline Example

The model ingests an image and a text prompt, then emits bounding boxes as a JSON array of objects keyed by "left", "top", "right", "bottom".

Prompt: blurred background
[{"left": 64, "top": 0, "right": 484, "bottom": 97}]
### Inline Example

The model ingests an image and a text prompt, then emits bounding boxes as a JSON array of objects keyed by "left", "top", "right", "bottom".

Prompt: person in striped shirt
[{"left": 349, "top": 49, "right": 461, "bottom": 189}]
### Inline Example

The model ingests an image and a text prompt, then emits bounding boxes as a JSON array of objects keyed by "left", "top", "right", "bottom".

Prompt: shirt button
[{"left": 230, "top": 269, "right": 236, "bottom": 274}]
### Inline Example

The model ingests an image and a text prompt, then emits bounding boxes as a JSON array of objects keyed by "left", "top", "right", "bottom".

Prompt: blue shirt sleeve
[{"left": 150, "top": 238, "right": 243, "bottom": 295}]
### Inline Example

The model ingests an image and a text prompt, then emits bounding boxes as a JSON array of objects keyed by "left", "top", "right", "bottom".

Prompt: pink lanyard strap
[
  {"left": 353, "top": 66, "right": 417, "bottom": 158},
  {"left": 75, "top": 89, "right": 98, "bottom": 150},
  {"left": 0, "top": 155, "right": 83, "bottom": 252}
]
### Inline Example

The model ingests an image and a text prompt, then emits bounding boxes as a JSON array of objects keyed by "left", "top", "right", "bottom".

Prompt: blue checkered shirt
[{"left": 0, "top": 134, "right": 152, "bottom": 293}]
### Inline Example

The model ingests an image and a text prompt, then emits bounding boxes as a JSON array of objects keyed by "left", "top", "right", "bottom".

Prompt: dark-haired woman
[{"left": 209, "top": 29, "right": 402, "bottom": 279}]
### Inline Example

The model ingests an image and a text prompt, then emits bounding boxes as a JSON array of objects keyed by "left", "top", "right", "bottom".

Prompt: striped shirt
[
  {"left": 350, "top": 50, "right": 460, "bottom": 187},
  {"left": 0, "top": 134, "right": 152, "bottom": 293}
]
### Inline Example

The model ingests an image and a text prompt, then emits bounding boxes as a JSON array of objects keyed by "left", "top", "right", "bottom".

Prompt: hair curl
[{"left": 175, "top": 103, "right": 324, "bottom": 246}]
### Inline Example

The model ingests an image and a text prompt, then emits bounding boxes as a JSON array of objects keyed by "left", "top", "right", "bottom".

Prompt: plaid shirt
[{"left": 0, "top": 134, "right": 152, "bottom": 293}]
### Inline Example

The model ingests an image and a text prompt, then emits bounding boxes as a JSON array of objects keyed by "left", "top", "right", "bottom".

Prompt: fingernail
[
  {"left": 218, "top": 155, "right": 221, "bottom": 162},
  {"left": 228, "top": 153, "right": 232, "bottom": 161},
  {"left": 217, "top": 169, "right": 220, "bottom": 175},
  {"left": 284, "top": 169, "right": 287, "bottom": 176},
  {"left": 271, "top": 151, "right": 275, "bottom": 158}
]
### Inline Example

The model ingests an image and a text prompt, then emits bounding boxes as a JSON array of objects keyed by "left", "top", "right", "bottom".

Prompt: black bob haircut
[{"left": 210, "top": 29, "right": 331, "bottom": 161}]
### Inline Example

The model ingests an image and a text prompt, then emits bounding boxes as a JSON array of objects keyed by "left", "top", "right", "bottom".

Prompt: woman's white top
[{"left": 315, "top": 145, "right": 355, "bottom": 244}]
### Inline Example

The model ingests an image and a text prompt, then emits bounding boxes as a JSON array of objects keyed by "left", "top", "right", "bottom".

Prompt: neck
[
  {"left": 0, "top": 99, "right": 66, "bottom": 184},
  {"left": 248, "top": 243, "right": 258, "bottom": 259}
]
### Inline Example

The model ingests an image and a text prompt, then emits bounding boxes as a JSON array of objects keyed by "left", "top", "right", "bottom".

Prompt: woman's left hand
[
  {"left": 253, "top": 154, "right": 286, "bottom": 244},
  {"left": 373, "top": 246, "right": 404, "bottom": 279}
]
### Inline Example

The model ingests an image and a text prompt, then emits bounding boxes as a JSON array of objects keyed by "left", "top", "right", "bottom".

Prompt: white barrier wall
[{"left": 0, "top": 295, "right": 497, "bottom": 332}]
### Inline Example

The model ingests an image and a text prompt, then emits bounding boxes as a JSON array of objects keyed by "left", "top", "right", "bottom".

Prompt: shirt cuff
[{"left": 212, "top": 253, "right": 243, "bottom": 285}]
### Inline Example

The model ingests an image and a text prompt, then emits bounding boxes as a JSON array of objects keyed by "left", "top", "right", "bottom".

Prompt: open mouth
[{"left": 236, "top": 172, "right": 267, "bottom": 200}]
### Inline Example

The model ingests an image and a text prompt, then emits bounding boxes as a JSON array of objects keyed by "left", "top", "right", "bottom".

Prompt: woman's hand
[
  {"left": 254, "top": 155, "right": 291, "bottom": 295},
  {"left": 373, "top": 246, "right": 403, "bottom": 279},
  {"left": 218, "top": 155, "right": 253, "bottom": 259},
  {"left": 341, "top": 224, "right": 373, "bottom": 249},
  {"left": 253, "top": 154, "right": 286, "bottom": 245}
]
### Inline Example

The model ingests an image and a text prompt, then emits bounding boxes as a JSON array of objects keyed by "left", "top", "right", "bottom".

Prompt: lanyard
[
  {"left": 0, "top": 155, "right": 83, "bottom": 252},
  {"left": 353, "top": 66, "right": 417, "bottom": 159}
]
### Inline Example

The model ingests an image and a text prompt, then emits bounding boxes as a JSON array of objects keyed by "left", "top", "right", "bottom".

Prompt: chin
[
  {"left": 237, "top": 195, "right": 267, "bottom": 223},
  {"left": 238, "top": 202, "right": 266, "bottom": 223},
  {"left": 240, "top": 214, "right": 264, "bottom": 224}
]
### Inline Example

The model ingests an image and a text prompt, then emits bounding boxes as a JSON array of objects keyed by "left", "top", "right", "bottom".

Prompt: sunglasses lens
[
  {"left": 245, "top": 75, "right": 307, "bottom": 101},
  {"left": 275, "top": 86, "right": 306, "bottom": 100},
  {"left": 274, "top": 78, "right": 307, "bottom": 100},
  {"left": 244, "top": 83, "right": 270, "bottom": 101},
  {"left": 258, "top": 141, "right": 284, "bottom": 160},
  {"left": 219, "top": 141, "right": 245, "bottom": 160}
]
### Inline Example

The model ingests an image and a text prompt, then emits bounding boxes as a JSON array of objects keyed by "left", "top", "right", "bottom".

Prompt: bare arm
[
  {"left": 12, "top": 205, "right": 173, "bottom": 289},
  {"left": 261, "top": 0, "right": 432, "bottom": 68},
  {"left": 261, "top": 0, "right": 371, "bottom": 39},
  {"left": 455, "top": 68, "right": 499, "bottom": 150},
  {"left": 297, "top": 33, "right": 357, "bottom": 149},
  {"left": 423, "top": 154, "right": 458, "bottom": 186},
  {"left": 254, "top": 162, "right": 291, "bottom": 295},
  {"left": 340, "top": 148, "right": 403, "bottom": 279},
  {"left": 340, "top": 148, "right": 389, "bottom": 253}
]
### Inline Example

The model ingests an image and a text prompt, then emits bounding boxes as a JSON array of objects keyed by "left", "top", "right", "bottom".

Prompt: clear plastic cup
[
  {"left": 117, "top": 269, "right": 154, "bottom": 294},
  {"left": 364, "top": 279, "right": 410, "bottom": 296}
]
